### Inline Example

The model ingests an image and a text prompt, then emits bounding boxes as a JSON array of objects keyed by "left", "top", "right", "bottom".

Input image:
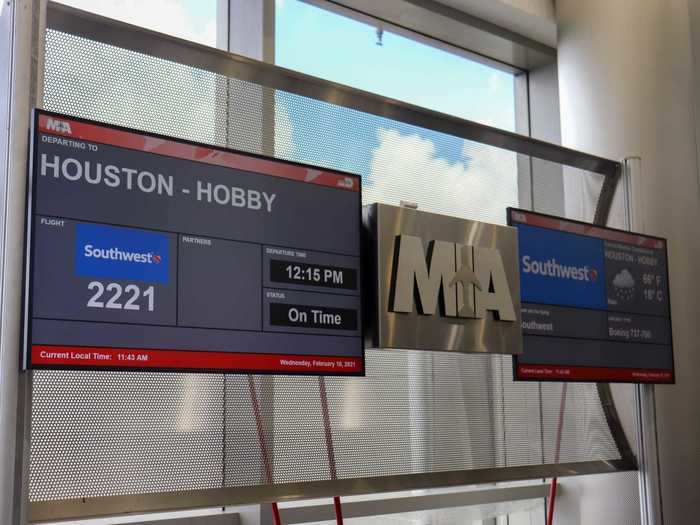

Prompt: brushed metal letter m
[{"left": 390, "top": 235, "right": 457, "bottom": 316}]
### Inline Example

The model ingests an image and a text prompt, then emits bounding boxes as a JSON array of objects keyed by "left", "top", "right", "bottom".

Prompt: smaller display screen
[{"left": 508, "top": 208, "right": 674, "bottom": 384}]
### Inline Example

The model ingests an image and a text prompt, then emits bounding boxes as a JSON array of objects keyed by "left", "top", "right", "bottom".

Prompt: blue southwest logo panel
[
  {"left": 515, "top": 223, "right": 606, "bottom": 309},
  {"left": 75, "top": 223, "right": 169, "bottom": 283}
]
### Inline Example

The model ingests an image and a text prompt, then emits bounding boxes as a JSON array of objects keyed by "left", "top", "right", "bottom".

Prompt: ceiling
[{"left": 433, "top": 0, "right": 557, "bottom": 47}]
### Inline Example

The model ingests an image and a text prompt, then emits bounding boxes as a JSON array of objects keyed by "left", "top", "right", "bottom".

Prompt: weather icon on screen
[{"left": 612, "top": 269, "right": 636, "bottom": 302}]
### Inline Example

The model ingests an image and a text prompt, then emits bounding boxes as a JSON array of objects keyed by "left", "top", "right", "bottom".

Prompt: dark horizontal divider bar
[
  {"left": 29, "top": 459, "right": 635, "bottom": 522},
  {"left": 45, "top": 1, "right": 619, "bottom": 177},
  {"left": 279, "top": 481, "right": 550, "bottom": 522}
]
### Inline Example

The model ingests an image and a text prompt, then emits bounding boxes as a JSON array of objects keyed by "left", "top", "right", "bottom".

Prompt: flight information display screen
[
  {"left": 508, "top": 208, "right": 674, "bottom": 383},
  {"left": 25, "top": 110, "right": 364, "bottom": 375}
]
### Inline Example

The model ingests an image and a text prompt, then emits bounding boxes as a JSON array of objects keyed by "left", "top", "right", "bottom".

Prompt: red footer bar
[
  {"left": 32, "top": 346, "right": 363, "bottom": 374},
  {"left": 517, "top": 363, "right": 673, "bottom": 383}
]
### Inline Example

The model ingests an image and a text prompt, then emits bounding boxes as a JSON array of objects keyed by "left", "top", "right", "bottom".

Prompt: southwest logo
[
  {"left": 521, "top": 256, "right": 599, "bottom": 283},
  {"left": 514, "top": 223, "right": 607, "bottom": 310},
  {"left": 83, "top": 245, "right": 163, "bottom": 265},
  {"left": 75, "top": 223, "right": 169, "bottom": 283}
]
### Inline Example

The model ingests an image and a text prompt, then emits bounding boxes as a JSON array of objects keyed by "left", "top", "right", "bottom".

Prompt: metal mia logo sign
[
  {"left": 365, "top": 203, "right": 522, "bottom": 355},
  {"left": 390, "top": 235, "right": 516, "bottom": 321}
]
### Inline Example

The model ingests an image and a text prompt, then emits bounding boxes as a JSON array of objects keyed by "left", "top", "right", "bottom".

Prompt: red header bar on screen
[
  {"left": 37, "top": 114, "right": 359, "bottom": 192},
  {"left": 32, "top": 346, "right": 363, "bottom": 374},
  {"left": 516, "top": 363, "right": 673, "bottom": 383},
  {"left": 509, "top": 209, "right": 665, "bottom": 249}
]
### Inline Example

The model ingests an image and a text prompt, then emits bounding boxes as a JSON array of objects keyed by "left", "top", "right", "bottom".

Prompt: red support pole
[
  {"left": 248, "top": 375, "right": 283, "bottom": 525},
  {"left": 546, "top": 478, "right": 559, "bottom": 525},
  {"left": 333, "top": 496, "right": 344, "bottom": 524},
  {"left": 546, "top": 383, "right": 568, "bottom": 525},
  {"left": 271, "top": 502, "right": 283, "bottom": 525},
  {"left": 319, "top": 377, "right": 344, "bottom": 525}
]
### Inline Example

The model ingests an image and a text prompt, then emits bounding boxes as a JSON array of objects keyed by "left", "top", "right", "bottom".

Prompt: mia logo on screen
[
  {"left": 75, "top": 223, "right": 169, "bottom": 283},
  {"left": 45, "top": 118, "right": 72, "bottom": 134},
  {"left": 390, "top": 235, "right": 516, "bottom": 321}
]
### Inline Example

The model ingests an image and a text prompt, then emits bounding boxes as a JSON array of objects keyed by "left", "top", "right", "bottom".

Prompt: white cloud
[
  {"left": 364, "top": 128, "right": 518, "bottom": 224},
  {"left": 56, "top": 0, "right": 217, "bottom": 46},
  {"left": 613, "top": 269, "right": 635, "bottom": 289}
]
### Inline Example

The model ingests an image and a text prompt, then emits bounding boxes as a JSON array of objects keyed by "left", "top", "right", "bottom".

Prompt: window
[
  {"left": 274, "top": 0, "right": 521, "bottom": 225},
  {"left": 55, "top": 0, "right": 221, "bottom": 47},
  {"left": 276, "top": 0, "right": 516, "bottom": 130}
]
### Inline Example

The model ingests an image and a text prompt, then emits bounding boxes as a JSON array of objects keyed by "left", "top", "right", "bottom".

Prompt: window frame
[{"left": 229, "top": 0, "right": 563, "bottom": 213}]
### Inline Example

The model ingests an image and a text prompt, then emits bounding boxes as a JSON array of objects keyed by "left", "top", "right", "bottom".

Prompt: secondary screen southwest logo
[
  {"left": 83, "top": 245, "right": 163, "bottom": 265},
  {"left": 522, "top": 256, "right": 599, "bottom": 283},
  {"left": 516, "top": 224, "right": 606, "bottom": 309},
  {"left": 75, "top": 223, "right": 169, "bottom": 283}
]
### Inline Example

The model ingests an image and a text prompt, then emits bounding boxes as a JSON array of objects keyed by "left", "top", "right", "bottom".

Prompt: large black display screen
[
  {"left": 25, "top": 110, "right": 364, "bottom": 375},
  {"left": 508, "top": 208, "right": 674, "bottom": 383}
]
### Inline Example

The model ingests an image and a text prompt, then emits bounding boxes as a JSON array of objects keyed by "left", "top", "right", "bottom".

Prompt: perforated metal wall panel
[
  {"left": 29, "top": 28, "right": 624, "bottom": 504},
  {"left": 31, "top": 372, "right": 225, "bottom": 500}
]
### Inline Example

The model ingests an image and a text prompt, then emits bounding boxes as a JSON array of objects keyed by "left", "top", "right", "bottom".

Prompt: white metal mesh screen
[{"left": 29, "top": 28, "right": 623, "bottom": 503}]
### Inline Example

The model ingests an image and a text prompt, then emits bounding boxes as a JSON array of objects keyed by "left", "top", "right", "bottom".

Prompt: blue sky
[
  {"left": 274, "top": 0, "right": 518, "bottom": 220},
  {"left": 275, "top": 0, "right": 516, "bottom": 130},
  {"left": 57, "top": 0, "right": 219, "bottom": 45}
]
